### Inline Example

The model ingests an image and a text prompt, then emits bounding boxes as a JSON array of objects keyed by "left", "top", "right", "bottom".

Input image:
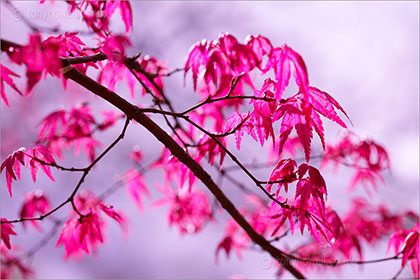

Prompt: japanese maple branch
[{"left": 60, "top": 64, "right": 306, "bottom": 279}]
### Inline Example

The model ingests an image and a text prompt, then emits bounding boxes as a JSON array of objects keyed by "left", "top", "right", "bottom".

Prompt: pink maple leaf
[
  {"left": 185, "top": 33, "right": 260, "bottom": 94},
  {"left": 1, "top": 220, "right": 17, "bottom": 250},
  {"left": 295, "top": 164, "right": 328, "bottom": 218},
  {"left": 125, "top": 168, "right": 149, "bottom": 212},
  {"left": 1, "top": 147, "right": 26, "bottom": 197},
  {"left": 307, "top": 87, "right": 350, "bottom": 128},
  {"left": 101, "top": 35, "right": 131, "bottom": 63},
  {"left": 53, "top": 32, "right": 97, "bottom": 75},
  {"left": 265, "top": 45, "right": 309, "bottom": 102},
  {"left": 19, "top": 190, "right": 51, "bottom": 230},
  {"left": 9, "top": 33, "right": 65, "bottom": 93},
  {"left": 196, "top": 134, "right": 227, "bottom": 166},
  {"left": 295, "top": 206, "right": 334, "bottom": 246},
  {"left": 25, "top": 145, "right": 56, "bottom": 183},
  {"left": 184, "top": 40, "right": 212, "bottom": 91},
  {"left": 224, "top": 112, "right": 251, "bottom": 150},
  {"left": 245, "top": 35, "right": 273, "bottom": 67},
  {"left": 344, "top": 198, "right": 402, "bottom": 245},
  {"left": 1, "top": 64, "right": 23, "bottom": 107},
  {"left": 267, "top": 159, "right": 297, "bottom": 193},
  {"left": 66, "top": 1, "right": 132, "bottom": 36},
  {"left": 129, "top": 145, "right": 143, "bottom": 163},
  {"left": 322, "top": 132, "right": 389, "bottom": 194},
  {"left": 274, "top": 100, "right": 314, "bottom": 161},
  {"left": 216, "top": 219, "right": 247, "bottom": 262},
  {"left": 97, "top": 110, "right": 121, "bottom": 131},
  {"left": 56, "top": 211, "right": 104, "bottom": 258},
  {"left": 155, "top": 187, "right": 212, "bottom": 235},
  {"left": 203, "top": 49, "right": 227, "bottom": 86},
  {"left": 348, "top": 168, "right": 383, "bottom": 196},
  {"left": 268, "top": 203, "right": 295, "bottom": 237},
  {"left": 99, "top": 204, "right": 128, "bottom": 235},
  {"left": 103, "top": 1, "right": 133, "bottom": 33},
  {"left": 135, "top": 55, "right": 169, "bottom": 97},
  {"left": 38, "top": 109, "right": 67, "bottom": 142},
  {"left": 0, "top": 243, "right": 33, "bottom": 279},
  {"left": 98, "top": 61, "right": 137, "bottom": 99},
  {"left": 388, "top": 223, "right": 420, "bottom": 278},
  {"left": 57, "top": 191, "right": 128, "bottom": 259},
  {"left": 73, "top": 190, "right": 102, "bottom": 215}
]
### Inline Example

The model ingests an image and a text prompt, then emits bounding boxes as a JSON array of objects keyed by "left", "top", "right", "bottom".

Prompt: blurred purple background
[{"left": 1, "top": 1, "right": 419, "bottom": 279}]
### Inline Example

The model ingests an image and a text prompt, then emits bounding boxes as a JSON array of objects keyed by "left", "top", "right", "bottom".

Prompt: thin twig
[
  {"left": 1, "top": 117, "right": 131, "bottom": 225},
  {"left": 392, "top": 265, "right": 405, "bottom": 280}
]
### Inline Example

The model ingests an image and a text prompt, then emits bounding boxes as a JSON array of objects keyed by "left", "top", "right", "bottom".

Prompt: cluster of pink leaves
[
  {"left": 389, "top": 223, "right": 420, "bottom": 278},
  {"left": 64, "top": 0, "right": 132, "bottom": 36},
  {"left": 124, "top": 168, "right": 150, "bottom": 212},
  {"left": 56, "top": 191, "right": 127, "bottom": 258},
  {"left": 152, "top": 128, "right": 198, "bottom": 191},
  {"left": 98, "top": 54, "right": 169, "bottom": 100},
  {"left": 1, "top": 190, "right": 127, "bottom": 260},
  {"left": 1, "top": 146, "right": 55, "bottom": 197},
  {"left": 287, "top": 200, "right": 418, "bottom": 275},
  {"left": 1, "top": 220, "right": 17, "bottom": 251},
  {"left": 264, "top": 160, "right": 338, "bottom": 246},
  {"left": 0, "top": 64, "right": 23, "bottom": 107},
  {"left": 1, "top": 242, "right": 32, "bottom": 279},
  {"left": 154, "top": 186, "right": 213, "bottom": 235},
  {"left": 19, "top": 190, "right": 51, "bottom": 230},
  {"left": 0, "top": 31, "right": 140, "bottom": 106},
  {"left": 321, "top": 131, "right": 390, "bottom": 195},
  {"left": 37, "top": 104, "right": 123, "bottom": 162},
  {"left": 216, "top": 195, "right": 275, "bottom": 261},
  {"left": 3, "top": 32, "right": 96, "bottom": 95},
  {"left": 122, "top": 147, "right": 213, "bottom": 236},
  {"left": 185, "top": 33, "right": 350, "bottom": 162}
]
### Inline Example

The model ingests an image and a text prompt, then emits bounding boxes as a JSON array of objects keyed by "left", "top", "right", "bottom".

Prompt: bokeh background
[{"left": 1, "top": 1, "right": 419, "bottom": 279}]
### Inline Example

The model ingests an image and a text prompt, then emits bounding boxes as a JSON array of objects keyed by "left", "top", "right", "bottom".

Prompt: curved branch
[{"left": 61, "top": 65, "right": 306, "bottom": 279}]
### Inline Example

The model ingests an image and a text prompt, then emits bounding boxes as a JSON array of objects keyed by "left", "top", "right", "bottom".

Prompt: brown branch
[
  {"left": 60, "top": 65, "right": 306, "bottom": 279},
  {"left": 65, "top": 52, "right": 107, "bottom": 65},
  {"left": 124, "top": 64, "right": 190, "bottom": 148}
]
